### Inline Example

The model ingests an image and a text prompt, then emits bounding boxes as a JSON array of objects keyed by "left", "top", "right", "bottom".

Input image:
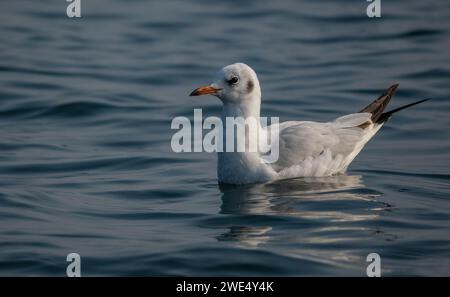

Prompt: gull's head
[{"left": 190, "top": 63, "right": 261, "bottom": 104}]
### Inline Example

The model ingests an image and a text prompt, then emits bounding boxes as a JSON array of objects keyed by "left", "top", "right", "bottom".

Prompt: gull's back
[
  {"left": 264, "top": 84, "right": 403, "bottom": 179},
  {"left": 265, "top": 112, "right": 379, "bottom": 178}
]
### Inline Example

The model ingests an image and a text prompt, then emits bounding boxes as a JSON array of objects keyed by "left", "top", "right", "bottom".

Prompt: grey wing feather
[{"left": 270, "top": 113, "right": 372, "bottom": 171}]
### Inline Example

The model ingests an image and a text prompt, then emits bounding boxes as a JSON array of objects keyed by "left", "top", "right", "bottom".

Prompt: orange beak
[{"left": 189, "top": 86, "right": 220, "bottom": 96}]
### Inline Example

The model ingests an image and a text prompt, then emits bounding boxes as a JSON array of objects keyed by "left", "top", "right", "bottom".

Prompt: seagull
[{"left": 190, "top": 63, "right": 429, "bottom": 184}]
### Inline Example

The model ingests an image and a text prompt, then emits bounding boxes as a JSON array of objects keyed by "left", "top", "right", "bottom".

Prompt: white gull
[{"left": 190, "top": 63, "right": 429, "bottom": 184}]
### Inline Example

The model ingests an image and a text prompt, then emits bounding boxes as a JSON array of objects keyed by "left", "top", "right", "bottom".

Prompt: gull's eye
[{"left": 227, "top": 76, "right": 239, "bottom": 85}]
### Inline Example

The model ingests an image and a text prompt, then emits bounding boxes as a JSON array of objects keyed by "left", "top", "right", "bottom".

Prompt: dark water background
[{"left": 0, "top": 0, "right": 449, "bottom": 276}]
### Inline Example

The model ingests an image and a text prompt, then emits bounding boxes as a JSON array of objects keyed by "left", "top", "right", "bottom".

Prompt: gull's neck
[
  {"left": 221, "top": 96, "right": 261, "bottom": 120},
  {"left": 220, "top": 93, "right": 263, "bottom": 147}
]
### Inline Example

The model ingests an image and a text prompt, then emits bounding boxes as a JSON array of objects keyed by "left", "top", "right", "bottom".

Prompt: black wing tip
[
  {"left": 416, "top": 98, "right": 432, "bottom": 104},
  {"left": 377, "top": 97, "right": 431, "bottom": 123},
  {"left": 385, "top": 83, "right": 400, "bottom": 96},
  {"left": 359, "top": 83, "right": 400, "bottom": 121}
]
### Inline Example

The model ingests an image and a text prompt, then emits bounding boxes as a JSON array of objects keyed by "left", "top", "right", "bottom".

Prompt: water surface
[{"left": 0, "top": 0, "right": 449, "bottom": 276}]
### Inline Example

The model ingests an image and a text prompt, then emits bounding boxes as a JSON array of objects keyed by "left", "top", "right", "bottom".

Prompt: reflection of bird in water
[
  {"left": 217, "top": 175, "right": 394, "bottom": 248},
  {"left": 216, "top": 226, "right": 273, "bottom": 248},
  {"left": 220, "top": 175, "right": 378, "bottom": 217}
]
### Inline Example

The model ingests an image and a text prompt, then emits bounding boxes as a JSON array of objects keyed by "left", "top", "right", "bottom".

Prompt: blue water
[{"left": 1, "top": 0, "right": 450, "bottom": 276}]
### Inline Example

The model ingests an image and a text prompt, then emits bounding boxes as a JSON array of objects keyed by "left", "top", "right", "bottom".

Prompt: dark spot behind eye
[
  {"left": 227, "top": 76, "right": 239, "bottom": 85},
  {"left": 247, "top": 80, "right": 254, "bottom": 93}
]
